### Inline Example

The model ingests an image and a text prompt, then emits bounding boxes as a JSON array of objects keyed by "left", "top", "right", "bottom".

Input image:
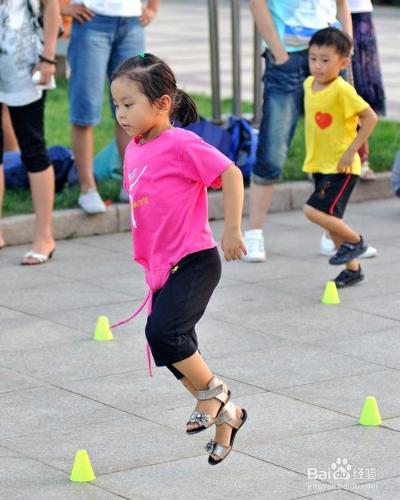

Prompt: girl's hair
[{"left": 111, "top": 53, "right": 199, "bottom": 127}]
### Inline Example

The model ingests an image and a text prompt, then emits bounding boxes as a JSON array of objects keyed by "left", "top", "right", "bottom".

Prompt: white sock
[{"left": 245, "top": 229, "right": 263, "bottom": 238}]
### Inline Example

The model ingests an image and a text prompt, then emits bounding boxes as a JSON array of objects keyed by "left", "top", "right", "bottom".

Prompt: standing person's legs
[
  {"left": 68, "top": 15, "right": 115, "bottom": 213},
  {"left": 107, "top": 16, "right": 144, "bottom": 159},
  {"left": 244, "top": 51, "right": 306, "bottom": 262},
  {"left": 2, "top": 105, "right": 19, "bottom": 152},
  {"left": 8, "top": 97, "right": 55, "bottom": 263}
]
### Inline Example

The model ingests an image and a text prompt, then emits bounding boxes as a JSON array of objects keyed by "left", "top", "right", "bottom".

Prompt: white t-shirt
[
  {"left": 348, "top": 0, "right": 373, "bottom": 13},
  {"left": 0, "top": 0, "right": 43, "bottom": 106},
  {"left": 72, "top": 0, "right": 142, "bottom": 17}
]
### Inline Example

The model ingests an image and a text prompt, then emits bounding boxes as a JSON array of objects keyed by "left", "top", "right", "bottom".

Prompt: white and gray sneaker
[
  {"left": 241, "top": 229, "right": 266, "bottom": 262},
  {"left": 319, "top": 232, "right": 377, "bottom": 259},
  {"left": 78, "top": 188, "right": 106, "bottom": 214}
]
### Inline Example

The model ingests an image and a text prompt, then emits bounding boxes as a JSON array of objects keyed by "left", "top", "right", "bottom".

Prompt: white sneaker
[
  {"left": 78, "top": 188, "right": 106, "bottom": 214},
  {"left": 241, "top": 229, "right": 266, "bottom": 262},
  {"left": 319, "top": 232, "right": 377, "bottom": 259}
]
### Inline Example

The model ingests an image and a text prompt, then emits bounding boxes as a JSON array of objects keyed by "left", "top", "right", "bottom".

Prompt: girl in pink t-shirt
[{"left": 110, "top": 54, "right": 247, "bottom": 465}]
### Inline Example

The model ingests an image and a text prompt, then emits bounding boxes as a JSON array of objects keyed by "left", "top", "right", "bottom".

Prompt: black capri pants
[
  {"left": 145, "top": 247, "right": 222, "bottom": 380},
  {"left": 0, "top": 97, "right": 51, "bottom": 172}
]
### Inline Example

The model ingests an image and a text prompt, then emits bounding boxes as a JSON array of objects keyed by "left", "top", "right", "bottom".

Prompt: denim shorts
[
  {"left": 67, "top": 15, "right": 144, "bottom": 126},
  {"left": 252, "top": 49, "right": 310, "bottom": 185}
]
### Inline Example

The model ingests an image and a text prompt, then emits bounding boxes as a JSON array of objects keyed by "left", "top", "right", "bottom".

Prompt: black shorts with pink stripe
[{"left": 306, "top": 173, "right": 359, "bottom": 219}]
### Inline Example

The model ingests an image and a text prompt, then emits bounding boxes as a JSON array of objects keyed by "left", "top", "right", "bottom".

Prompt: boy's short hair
[{"left": 309, "top": 27, "right": 353, "bottom": 57}]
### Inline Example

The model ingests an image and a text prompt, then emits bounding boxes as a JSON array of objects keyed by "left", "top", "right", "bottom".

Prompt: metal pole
[
  {"left": 253, "top": 23, "right": 263, "bottom": 127},
  {"left": 231, "top": 0, "right": 241, "bottom": 116},
  {"left": 208, "top": 0, "right": 222, "bottom": 123}
]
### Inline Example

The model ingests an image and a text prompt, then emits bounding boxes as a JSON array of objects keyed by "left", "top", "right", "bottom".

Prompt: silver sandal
[
  {"left": 206, "top": 401, "right": 248, "bottom": 465},
  {"left": 186, "top": 375, "right": 231, "bottom": 435}
]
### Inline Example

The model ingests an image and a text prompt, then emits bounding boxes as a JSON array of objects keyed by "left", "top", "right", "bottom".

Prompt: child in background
[
  {"left": 303, "top": 28, "right": 377, "bottom": 288},
  {"left": 110, "top": 54, "right": 248, "bottom": 465}
]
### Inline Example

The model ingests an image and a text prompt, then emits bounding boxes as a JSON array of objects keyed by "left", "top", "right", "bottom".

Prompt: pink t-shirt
[{"left": 123, "top": 127, "right": 233, "bottom": 292}]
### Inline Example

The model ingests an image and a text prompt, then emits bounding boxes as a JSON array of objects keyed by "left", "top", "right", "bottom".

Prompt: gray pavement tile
[
  {"left": 296, "top": 491, "right": 368, "bottom": 499},
  {"left": 0, "top": 386, "right": 126, "bottom": 441},
  {"left": 0, "top": 336, "right": 148, "bottom": 384},
  {"left": 43, "top": 300, "right": 148, "bottom": 335},
  {"left": 207, "top": 342, "right": 382, "bottom": 390},
  {"left": 311, "top": 326, "right": 400, "bottom": 370},
  {"left": 0, "top": 318, "right": 88, "bottom": 352},
  {"left": 0, "top": 306, "right": 29, "bottom": 322},
  {"left": 0, "top": 281, "right": 132, "bottom": 316},
  {"left": 0, "top": 264, "right": 74, "bottom": 292},
  {"left": 367, "top": 476, "right": 400, "bottom": 500},
  {"left": 83, "top": 272, "right": 148, "bottom": 297},
  {"left": 220, "top": 254, "right": 324, "bottom": 283},
  {"left": 278, "top": 369, "right": 400, "bottom": 419},
  {"left": 1, "top": 415, "right": 204, "bottom": 476},
  {"left": 382, "top": 416, "right": 400, "bottom": 431},
  {"left": 0, "top": 367, "right": 46, "bottom": 394},
  {"left": 95, "top": 453, "right": 327, "bottom": 500},
  {"left": 73, "top": 231, "right": 132, "bottom": 254},
  {"left": 221, "top": 301, "right": 398, "bottom": 345},
  {"left": 43, "top": 252, "right": 141, "bottom": 282},
  {"left": 58, "top": 369, "right": 264, "bottom": 417},
  {"left": 245, "top": 425, "right": 400, "bottom": 490},
  {"left": 0, "top": 453, "right": 115, "bottom": 500},
  {"left": 158, "top": 391, "right": 354, "bottom": 446},
  {"left": 207, "top": 283, "right": 315, "bottom": 326},
  {"left": 197, "top": 317, "right": 293, "bottom": 359},
  {"left": 344, "top": 292, "right": 400, "bottom": 322}
]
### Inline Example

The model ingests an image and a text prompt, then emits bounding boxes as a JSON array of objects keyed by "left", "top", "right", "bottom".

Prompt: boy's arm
[
  {"left": 249, "top": 0, "right": 288, "bottom": 65},
  {"left": 220, "top": 165, "right": 247, "bottom": 261},
  {"left": 337, "top": 107, "right": 378, "bottom": 173},
  {"left": 336, "top": 0, "right": 353, "bottom": 38}
]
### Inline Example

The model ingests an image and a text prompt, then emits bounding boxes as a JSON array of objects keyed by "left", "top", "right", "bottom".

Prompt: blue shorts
[{"left": 67, "top": 15, "right": 144, "bottom": 126}]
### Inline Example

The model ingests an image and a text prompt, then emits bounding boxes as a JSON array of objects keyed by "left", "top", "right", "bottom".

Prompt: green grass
[{"left": 3, "top": 77, "right": 400, "bottom": 216}]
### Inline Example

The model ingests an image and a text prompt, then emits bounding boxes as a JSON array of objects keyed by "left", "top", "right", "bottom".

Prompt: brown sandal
[
  {"left": 186, "top": 376, "right": 231, "bottom": 435},
  {"left": 206, "top": 401, "right": 248, "bottom": 465}
]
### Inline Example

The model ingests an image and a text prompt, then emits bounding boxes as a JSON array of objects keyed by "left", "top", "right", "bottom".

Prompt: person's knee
[
  {"left": 21, "top": 148, "right": 51, "bottom": 174},
  {"left": 304, "top": 203, "right": 317, "bottom": 221}
]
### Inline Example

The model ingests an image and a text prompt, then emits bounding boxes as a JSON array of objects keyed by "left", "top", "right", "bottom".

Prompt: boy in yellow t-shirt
[{"left": 303, "top": 27, "right": 378, "bottom": 288}]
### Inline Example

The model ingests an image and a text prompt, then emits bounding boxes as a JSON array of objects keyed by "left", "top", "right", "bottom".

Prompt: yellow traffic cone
[
  {"left": 70, "top": 449, "right": 96, "bottom": 482},
  {"left": 321, "top": 280, "right": 340, "bottom": 305},
  {"left": 359, "top": 396, "right": 382, "bottom": 426},
  {"left": 93, "top": 315, "right": 113, "bottom": 341}
]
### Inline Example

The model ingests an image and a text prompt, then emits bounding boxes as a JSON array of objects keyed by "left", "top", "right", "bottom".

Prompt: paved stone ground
[
  {"left": 1, "top": 197, "right": 400, "bottom": 499},
  {"left": 146, "top": 0, "right": 400, "bottom": 121}
]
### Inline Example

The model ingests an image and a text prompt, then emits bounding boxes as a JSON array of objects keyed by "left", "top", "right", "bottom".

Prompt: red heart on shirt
[{"left": 315, "top": 112, "right": 332, "bottom": 129}]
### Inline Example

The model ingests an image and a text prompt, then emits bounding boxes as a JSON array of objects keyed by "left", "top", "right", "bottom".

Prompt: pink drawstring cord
[{"left": 110, "top": 289, "right": 154, "bottom": 376}]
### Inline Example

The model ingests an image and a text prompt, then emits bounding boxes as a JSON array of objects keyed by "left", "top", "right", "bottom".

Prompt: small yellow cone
[
  {"left": 321, "top": 280, "right": 340, "bottom": 305},
  {"left": 93, "top": 315, "right": 113, "bottom": 341},
  {"left": 359, "top": 396, "right": 382, "bottom": 426},
  {"left": 70, "top": 449, "right": 96, "bottom": 482}
]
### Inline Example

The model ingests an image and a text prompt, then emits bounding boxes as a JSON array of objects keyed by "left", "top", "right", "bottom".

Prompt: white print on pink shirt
[{"left": 128, "top": 165, "right": 147, "bottom": 228}]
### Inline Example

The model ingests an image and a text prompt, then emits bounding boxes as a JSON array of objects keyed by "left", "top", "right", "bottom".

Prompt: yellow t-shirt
[{"left": 302, "top": 76, "right": 369, "bottom": 176}]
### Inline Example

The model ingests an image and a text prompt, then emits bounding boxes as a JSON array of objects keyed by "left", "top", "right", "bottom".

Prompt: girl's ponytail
[{"left": 173, "top": 89, "right": 199, "bottom": 127}]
